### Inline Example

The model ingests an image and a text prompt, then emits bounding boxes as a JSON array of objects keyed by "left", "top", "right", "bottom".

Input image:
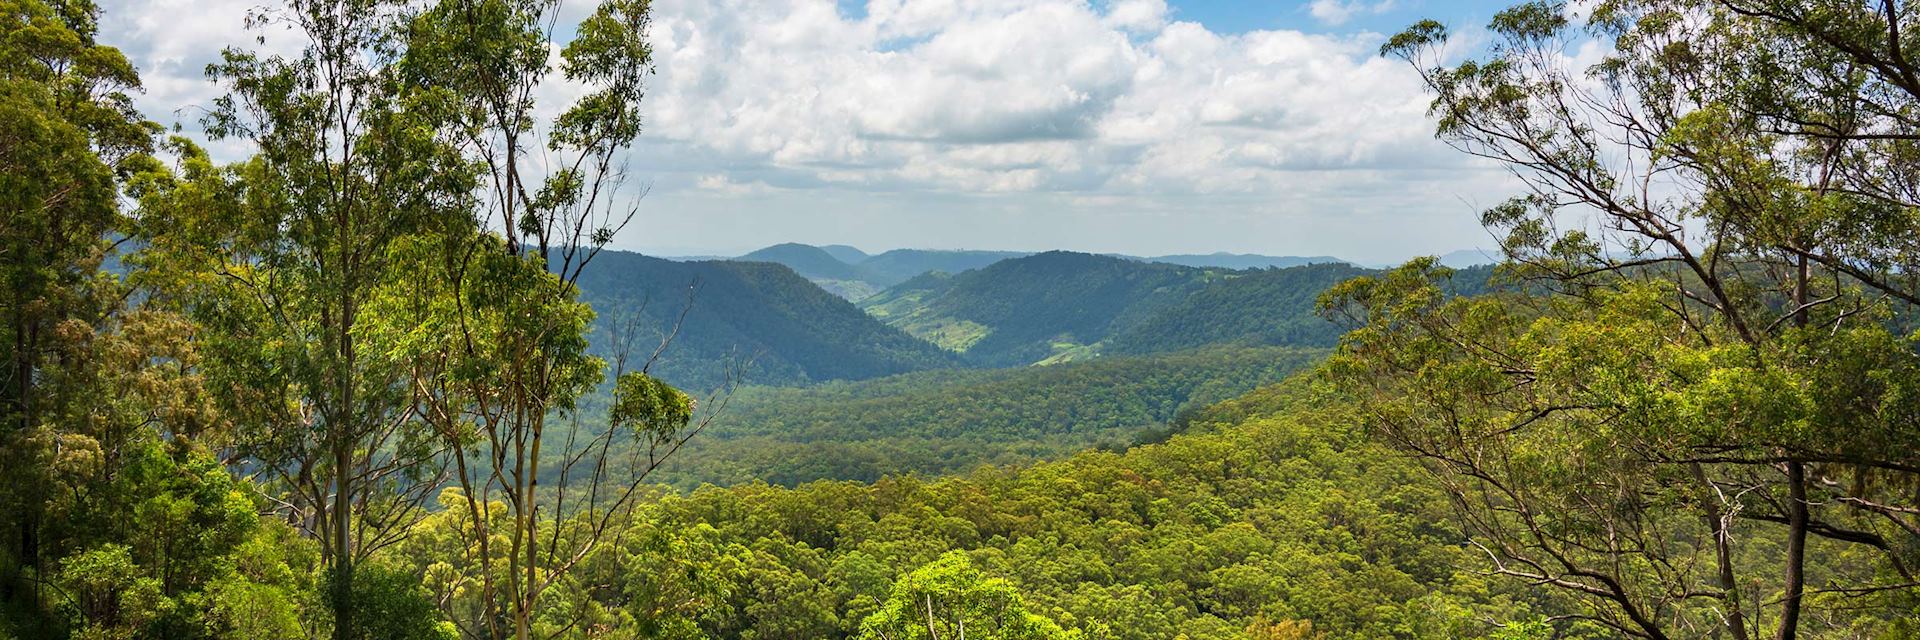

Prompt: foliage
[
  {"left": 651, "top": 346, "right": 1324, "bottom": 487},
  {"left": 462, "top": 376, "right": 1588, "bottom": 640},
  {"left": 1103, "top": 263, "right": 1373, "bottom": 355},
  {"left": 320, "top": 565, "right": 453, "bottom": 640},
  {"left": 1330, "top": 1, "right": 1920, "bottom": 637},
  {"left": 855, "top": 551, "right": 1077, "bottom": 640},
  {"left": 611, "top": 372, "right": 695, "bottom": 439}
]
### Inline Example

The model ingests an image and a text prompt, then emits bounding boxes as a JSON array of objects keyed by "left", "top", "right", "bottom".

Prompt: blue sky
[{"left": 104, "top": 0, "right": 1536, "bottom": 264}]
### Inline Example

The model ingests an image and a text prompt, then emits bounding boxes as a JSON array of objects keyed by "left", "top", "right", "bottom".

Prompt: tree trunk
[
  {"left": 332, "top": 279, "right": 358, "bottom": 640},
  {"left": 1693, "top": 462, "right": 1750, "bottom": 640},
  {"left": 1776, "top": 459, "right": 1808, "bottom": 640},
  {"left": 333, "top": 439, "right": 354, "bottom": 640}
]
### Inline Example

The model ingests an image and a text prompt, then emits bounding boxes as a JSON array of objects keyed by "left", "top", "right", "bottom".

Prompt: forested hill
[
  {"left": 861, "top": 251, "right": 1207, "bottom": 365},
  {"left": 854, "top": 248, "right": 1033, "bottom": 286},
  {"left": 1104, "top": 262, "right": 1373, "bottom": 354},
  {"left": 569, "top": 250, "right": 958, "bottom": 390},
  {"left": 650, "top": 345, "right": 1325, "bottom": 487},
  {"left": 815, "top": 244, "right": 870, "bottom": 264},
  {"left": 860, "top": 252, "right": 1374, "bottom": 366},
  {"left": 735, "top": 242, "right": 871, "bottom": 282},
  {"left": 565, "top": 250, "right": 1483, "bottom": 390}
]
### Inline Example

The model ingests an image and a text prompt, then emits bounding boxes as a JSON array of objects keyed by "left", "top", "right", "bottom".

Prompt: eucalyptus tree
[
  {"left": 0, "top": 0, "right": 155, "bottom": 616},
  {"left": 1322, "top": 1, "right": 1920, "bottom": 638},
  {"left": 855, "top": 552, "right": 1077, "bottom": 640},
  {"left": 188, "top": 0, "right": 478, "bottom": 636},
  {"left": 391, "top": 1, "right": 709, "bottom": 638}
]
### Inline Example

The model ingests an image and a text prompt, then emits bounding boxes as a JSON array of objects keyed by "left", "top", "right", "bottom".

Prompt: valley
[
  {"left": 602, "top": 243, "right": 1427, "bottom": 391},
  {"left": 561, "top": 243, "right": 1383, "bottom": 492},
  {"left": 11, "top": 0, "right": 1920, "bottom": 638}
]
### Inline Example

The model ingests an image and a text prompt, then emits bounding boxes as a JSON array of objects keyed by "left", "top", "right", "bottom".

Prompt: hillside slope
[
  {"left": 817, "top": 244, "right": 870, "bottom": 264},
  {"left": 571, "top": 250, "right": 956, "bottom": 390},
  {"left": 858, "top": 251, "right": 1212, "bottom": 366},
  {"left": 1105, "top": 262, "right": 1371, "bottom": 354},
  {"left": 860, "top": 252, "right": 1373, "bottom": 367},
  {"left": 653, "top": 346, "right": 1324, "bottom": 487},
  {"left": 735, "top": 242, "right": 872, "bottom": 282},
  {"left": 856, "top": 248, "right": 1030, "bottom": 286}
]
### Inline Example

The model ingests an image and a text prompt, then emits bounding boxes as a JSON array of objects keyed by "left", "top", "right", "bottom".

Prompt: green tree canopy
[
  {"left": 1324, "top": 1, "right": 1920, "bottom": 638},
  {"left": 856, "top": 551, "right": 1077, "bottom": 640}
]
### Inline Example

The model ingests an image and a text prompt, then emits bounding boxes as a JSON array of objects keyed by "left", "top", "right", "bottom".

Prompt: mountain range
[
  {"left": 673, "top": 243, "right": 1364, "bottom": 301},
  {"left": 572, "top": 245, "right": 1475, "bottom": 390},
  {"left": 860, "top": 251, "right": 1371, "bottom": 367}
]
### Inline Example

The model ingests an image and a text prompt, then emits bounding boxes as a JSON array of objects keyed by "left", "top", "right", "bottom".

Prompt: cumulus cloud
[
  {"left": 98, "top": 0, "right": 1513, "bottom": 262},
  {"left": 631, "top": 0, "right": 1462, "bottom": 196},
  {"left": 103, "top": 0, "right": 304, "bottom": 128},
  {"left": 695, "top": 173, "right": 784, "bottom": 196},
  {"left": 1306, "top": 0, "right": 1395, "bottom": 27}
]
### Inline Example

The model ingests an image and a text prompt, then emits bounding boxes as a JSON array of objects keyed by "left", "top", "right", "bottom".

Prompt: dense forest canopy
[
  {"left": 3, "top": 0, "right": 1920, "bottom": 638},
  {"left": 646, "top": 346, "right": 1325, "bottom": 488},
  {"left": 388, "top": 379, "right": 1595, "bottom": 640}
]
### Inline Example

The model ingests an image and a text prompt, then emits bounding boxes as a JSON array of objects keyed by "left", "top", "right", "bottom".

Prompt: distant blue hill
[
  {"left": 817, "top": 244, "right": 870, "bottom": 264},
  {"left": 713, "top": 244, "right": 1365, "bottom": 295},
  {"left": 855, "top": 249, "right": 1032, "bottom": 287},
  {"left": 1133, "top": 252, "right": 1354, "bottom": 270},
  {"left": 1436, "top": 249, "right": 1500, "bottom": 268}
]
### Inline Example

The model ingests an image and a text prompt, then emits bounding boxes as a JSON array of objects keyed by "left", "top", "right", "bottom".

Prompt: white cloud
[
  {"left": 695, "top": 173, "right": 782, "bottom": 196},
  {"left": 98, "top": 0, "right": 1515, "bottom": 262},
  {"left": 1102, "top": 0, "right": 1168, "bottom": 32},
  {"left": 1306, "top": 0, "right": 1394, "bottom": 27},
  {"left": 631, "top": 0, "right": 1464, "bottom": 195}
]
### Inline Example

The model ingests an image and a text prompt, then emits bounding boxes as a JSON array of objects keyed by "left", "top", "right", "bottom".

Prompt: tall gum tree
[
  {"left": 391, "top": 1, "right": 715, "bottom": 638},
  {"left": 1322, "top": 1, "right": 1920, "bottom": 638},
  {"left": 0, "top": 0, "right": 156, "bottom": 621},
  {"left": 188, "top": 0, "right": 478, "bottom": 636}
]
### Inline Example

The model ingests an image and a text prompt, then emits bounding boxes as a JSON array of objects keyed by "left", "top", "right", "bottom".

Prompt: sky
[{"left": 100, "top": 0, "right": 1523, "bottom": 264}]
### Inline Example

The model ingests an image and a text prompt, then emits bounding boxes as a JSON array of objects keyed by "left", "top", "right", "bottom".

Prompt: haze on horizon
[{"left": 104, "top": 0, "right": 1518, "bottom": 265}]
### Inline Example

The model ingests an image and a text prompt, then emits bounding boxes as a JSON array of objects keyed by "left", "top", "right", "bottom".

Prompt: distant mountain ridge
[
  {"left": 735, "top": 243, "right": 868, "bottom": 281},
  {"left": 704, "top": 243, "right": 1366, "bottom": 301},
  {"left": 578, "top": 244, "right": 1491, "bottom": 386},
  {"left": 1131, "top": 252, "right": 1350, "bottom": 270},
  {"left": 859, "top": 251, "right": 1373, "bottom": 367},
  {"left": 706, "top": 244, "right": 1031, "bottom": 300},
  {"left": 570, "top": 250, "right": 958, "bottom": 390},
  {"left": 856, "top": 248, "right": 1032, "bottom": 287},
  {"left": 816, "top": 244, "right": 870, "bottom": 264}
]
